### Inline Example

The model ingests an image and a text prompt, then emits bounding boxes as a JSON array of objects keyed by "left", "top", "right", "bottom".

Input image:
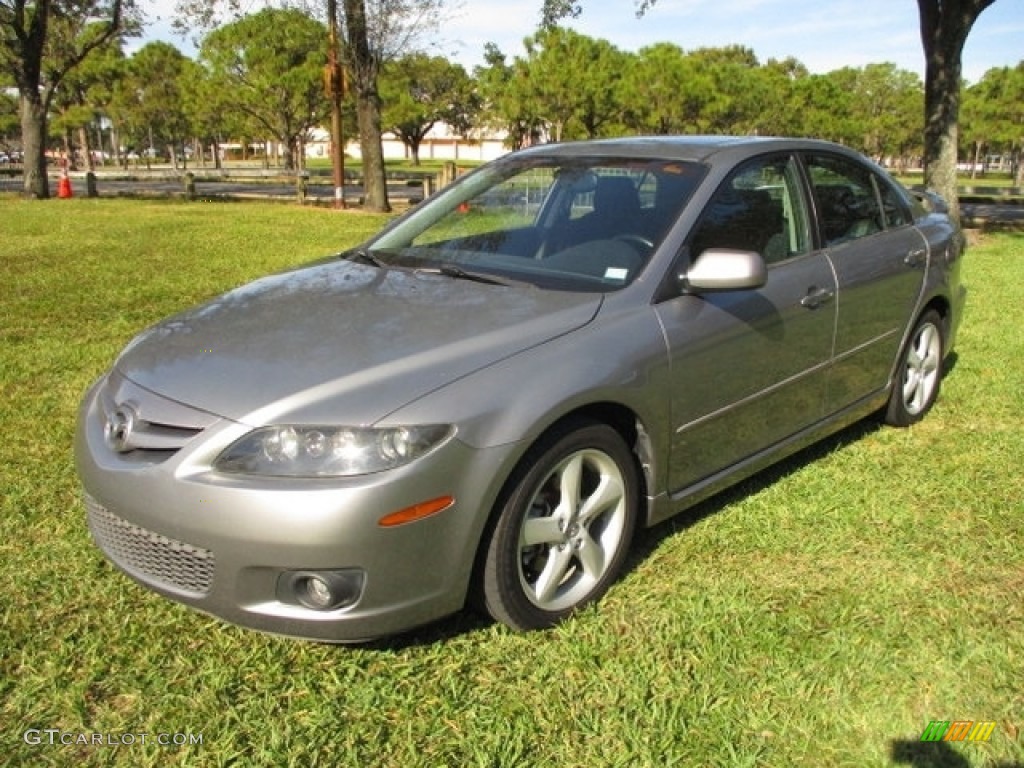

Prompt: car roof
[{"left": 513, "top": 136, "right": 858, "bottom": 164}]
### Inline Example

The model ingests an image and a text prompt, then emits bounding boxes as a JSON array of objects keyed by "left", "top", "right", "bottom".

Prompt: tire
[
  {"left": 884, "top": 309, "right": 945, "bottom": 427},
  {"left": 479, "top": 420, "right": 639, "bottom": 631}
]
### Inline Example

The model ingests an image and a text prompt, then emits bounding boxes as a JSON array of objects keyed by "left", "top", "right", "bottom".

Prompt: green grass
[{"left": 1, "top": 199, "right": 1021, "bottom": 767}]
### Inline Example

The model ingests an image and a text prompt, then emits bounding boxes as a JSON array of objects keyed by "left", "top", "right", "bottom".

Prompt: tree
[
  {"left": 688, "top": 46, "right": 764, "bottom": 134},
  {"left": 175, "top": 0, "right": 446, "bottom": 212},
  {"left": 509, "top": 27, "right": 628, "bottom": 142},
  {"left": 339, "top": 0, "right": 390, "bottom": 209},
  {"left": 47, "top": 28, "right": 124, "bottom": 170},
  {"left": 754, "top": 57, "right": 810, "bottom": 138},
  {"left": 620, "top": 43, "right": 689, "bottom": 135},
  {"left": 917, "top": 0, "right": 997, "bottom": 220},
  {"left": 791, "top": 72, "right": 860, "bottom": 145},
  {"left": 0, "top": 0, "right": 138, "bottom": 197},
  {"left": 380, "top": 53, "right": 474, "bottom": 164},
  {"left": 200, "top": 8, "right": 329, "bottom": 171},
  {"left": 619, "top": 44, "right": 719, "bottom": 135},
  {"left": 962, "top": 62, "right": 1024, "bottom": 183},
  {"left": 473, "top": 42, "right": 545, "bottom": 150},
  {"left": 541, "top": 0, "right": 1002, "bottom": 221},
  {"left": 110, "top": 42, "right": 191, "bottom": 167},
  {"left": 849, "top": 63, "right": 924, "bottom": 164},
  {"left": 0, "top": 83, "right": 17, "bottom": 151}
]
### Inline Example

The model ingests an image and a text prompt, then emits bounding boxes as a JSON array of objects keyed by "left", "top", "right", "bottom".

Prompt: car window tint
[
  {"left": 568, "top": 173, "right": 642, "bottom": 222},
  {"left": 565, "top": 171, "right": 661, "bottom": 223},
  {"left": 545, "top": 164, "right": 695, "bottom": 244},
  {"left": 805, "top": 154, "right": 884, "bottom": 245},
  {"left": 372, "top": 157, "right": 705, "bottom": 292},
  {"left": 412, "top": 168, "right": 558, "bottom": 246},
  {"left": 690, "top": 154, "right": 810, "bottom": 265},
  {"left": 877, "top": 177, "right": 912, "bottom": 228}
]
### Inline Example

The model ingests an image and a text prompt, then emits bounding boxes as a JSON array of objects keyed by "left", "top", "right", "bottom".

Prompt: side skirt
[{"left": 645, "top": 389, "right": 889, "bottom": 528}]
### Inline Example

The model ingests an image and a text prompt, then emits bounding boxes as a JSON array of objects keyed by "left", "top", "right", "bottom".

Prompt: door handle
[
  {"left": 800, "top": 286, "right": 834, "bottom": 310},
  {"left": 905, "top": 248, "right": 927, "bottom": 267}
]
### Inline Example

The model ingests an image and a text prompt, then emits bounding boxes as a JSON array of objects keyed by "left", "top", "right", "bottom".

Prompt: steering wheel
[{"left": 613, "top": 233, "right": 655, "bottom": 255}]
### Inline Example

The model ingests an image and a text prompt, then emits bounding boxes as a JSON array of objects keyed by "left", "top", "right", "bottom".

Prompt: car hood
[{"left": 114, "top": 260, "right": 602, "bottom": 425}]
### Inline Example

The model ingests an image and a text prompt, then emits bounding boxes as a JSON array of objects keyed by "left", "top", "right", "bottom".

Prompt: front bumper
[{"left": 74, "top": 375, "right": 516, "bottom": 643}]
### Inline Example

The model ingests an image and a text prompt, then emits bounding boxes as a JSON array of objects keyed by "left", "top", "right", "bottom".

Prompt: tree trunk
[
  {"left": 111, "top": 124, "right": 122, "bottom": 166},
  {"left": 342, "top": 0, "right": 390, "bottom": 212},
  {"left": 80, "top": 125, "right": 95, "bottom": 172},
  {"left": 354, "top": 91, "right": 390, "bottom": 210},
  {"left": 19, "top": 94, "right": 49, "bottom": 199},
  {"left": 918, "top": 0, "right": 996, "bottom": 224},
  {"left": 921, "top": 39, "right": 962, "bottom": 220},
  {"left": 62, "top": 128, "right": 74, "bottom": 168}
]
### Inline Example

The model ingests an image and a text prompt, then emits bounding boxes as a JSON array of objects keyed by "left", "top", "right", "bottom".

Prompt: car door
[
  {"left": 655, "top": 153, "right": 837, "bottom": 492},
  {"left": 802, "top": 152, "right": 928, "bottom": 411}
]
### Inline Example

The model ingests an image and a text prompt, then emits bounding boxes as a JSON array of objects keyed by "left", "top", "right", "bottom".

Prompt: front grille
[
  {"left": 98, "top": 371, "right": 218, "bottom": 458},
  {"left": 85, "top": 495, "right": 215, "bottom": 596}
]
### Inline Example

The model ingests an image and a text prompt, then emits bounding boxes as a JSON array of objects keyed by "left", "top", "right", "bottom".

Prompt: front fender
[{"left": 382, "top": 303, "right": 673, "bottom": 498}]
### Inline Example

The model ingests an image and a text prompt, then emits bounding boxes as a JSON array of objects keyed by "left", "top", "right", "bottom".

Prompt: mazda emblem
[{"left": 104, "top": 404, "right": 137, "bottom": 452}]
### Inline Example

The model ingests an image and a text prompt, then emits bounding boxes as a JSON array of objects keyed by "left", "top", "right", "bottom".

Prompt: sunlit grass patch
[{"left": 1, "top": 201, "right": 1021, "bottom": 767}]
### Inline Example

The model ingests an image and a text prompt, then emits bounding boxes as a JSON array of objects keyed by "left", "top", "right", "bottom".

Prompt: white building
[{"left": 305, "top": 122, "right": 510, "bottom": 165}]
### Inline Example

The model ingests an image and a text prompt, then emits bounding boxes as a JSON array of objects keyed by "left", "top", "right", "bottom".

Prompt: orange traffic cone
[{"left": 58, "top": 173, "right": 73, "bottom": 198}]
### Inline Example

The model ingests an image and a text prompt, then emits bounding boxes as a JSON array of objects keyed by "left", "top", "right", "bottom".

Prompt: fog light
[
  {"left": 280, "top": 569, "right": 365, "bottom": 611},
  {"left": 305, "top": 577, "right": 333, "bottom": 607}
]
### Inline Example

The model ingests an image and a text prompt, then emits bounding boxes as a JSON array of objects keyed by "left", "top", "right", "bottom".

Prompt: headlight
[{"left": 214, "top": 425, "right": 454, "bottom": 477}]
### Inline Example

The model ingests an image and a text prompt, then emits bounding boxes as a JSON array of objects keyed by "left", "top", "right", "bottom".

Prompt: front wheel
[
  {"left": 884, "top": 309, "right": 945, "bottom": 427},
  {"left": 478, "top": 420, "right": 639, "bottom": 631}
]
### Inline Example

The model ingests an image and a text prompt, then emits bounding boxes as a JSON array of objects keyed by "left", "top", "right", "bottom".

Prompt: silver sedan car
[{"left": 75, "top": 137, "right": 966, "bottom": 642}]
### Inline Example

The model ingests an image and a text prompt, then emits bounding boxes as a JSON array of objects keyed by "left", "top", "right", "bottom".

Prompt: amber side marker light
[{"left": 378, "top": 495, "right": 455, "bottom": 527}]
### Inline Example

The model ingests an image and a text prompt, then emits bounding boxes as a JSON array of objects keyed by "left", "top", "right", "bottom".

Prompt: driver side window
[
  {"left": 690, "top": 155, "right": 810, "bottom": 265},
  {"left": 806, "top": 153, "right": 884, "bottom": 245}
]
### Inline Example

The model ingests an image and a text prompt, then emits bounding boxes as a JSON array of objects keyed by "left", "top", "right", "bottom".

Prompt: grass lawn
[{"left": 1, "top": 198, "right": 1021, "bottom": 767}]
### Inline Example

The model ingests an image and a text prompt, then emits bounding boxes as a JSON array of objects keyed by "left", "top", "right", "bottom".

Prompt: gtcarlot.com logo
[{"left": 23, "top": 729, "right": 203, "bottom": 747}]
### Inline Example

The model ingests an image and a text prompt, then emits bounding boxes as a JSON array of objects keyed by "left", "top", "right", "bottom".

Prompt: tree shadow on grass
[{"left": 890, "top": 737, "right": 1023, "bottom": 768}]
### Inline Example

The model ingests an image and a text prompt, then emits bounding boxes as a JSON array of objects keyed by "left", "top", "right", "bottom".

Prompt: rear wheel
[
  {"left": 479, "top": 420, "right": 639, "bottom": 631},
  {"left": 884, "top": 309, "right": 944, "bottom": 426}
]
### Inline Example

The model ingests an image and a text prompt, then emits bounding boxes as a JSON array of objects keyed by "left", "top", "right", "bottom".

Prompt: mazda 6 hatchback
[{"left": 75, "top": 137, "right": 967, "bottom": 642}]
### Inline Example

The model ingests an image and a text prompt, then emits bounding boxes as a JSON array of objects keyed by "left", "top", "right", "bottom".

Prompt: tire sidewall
[
  {"left": 885, "top": 309, "right": 945, "bottom": 427},
  {"left": 481, "top": 420, "right": 640, "bottom": 630}
]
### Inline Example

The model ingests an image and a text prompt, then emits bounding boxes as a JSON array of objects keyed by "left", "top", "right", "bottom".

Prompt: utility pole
[{"left": 326, "top": 0, "right": 346, "bottom": 209}]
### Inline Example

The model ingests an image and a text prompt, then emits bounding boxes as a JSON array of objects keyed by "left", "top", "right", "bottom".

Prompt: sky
[{"left": 141, "top": 0, "right": 1023, "bottom": 85}]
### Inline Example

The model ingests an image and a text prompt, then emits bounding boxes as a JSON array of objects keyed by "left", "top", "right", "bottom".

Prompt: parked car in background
[{"left": 75, "top": 136, "right": 966, "bottom": 642}]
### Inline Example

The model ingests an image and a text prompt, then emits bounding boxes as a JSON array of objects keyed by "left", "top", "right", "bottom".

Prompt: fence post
[
  {"left": 184, "top": 172, "right": 196, "bottom": 201},
  {"left": 85, "top": 172, "right": 98, "bottom": 198},
  {"left": 441, "top": 161, "right": 457, "bottom": 188}
]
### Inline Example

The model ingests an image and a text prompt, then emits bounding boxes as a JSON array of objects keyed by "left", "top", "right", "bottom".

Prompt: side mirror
[{"left": 680, "top": 248, "right": 767, "bottom": 293}]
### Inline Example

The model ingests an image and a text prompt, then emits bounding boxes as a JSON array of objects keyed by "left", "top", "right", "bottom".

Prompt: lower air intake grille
[{"left": 85, "top": 495, "right": 215, "bottom": 596}]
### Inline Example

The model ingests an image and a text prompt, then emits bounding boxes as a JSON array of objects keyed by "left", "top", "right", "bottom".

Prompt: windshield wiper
[
  {"left": 434, "top": 264, "right": 509, "bottom": 286},
  {"left": 345, "top": 249, "right": 387, "bottom": 268}
]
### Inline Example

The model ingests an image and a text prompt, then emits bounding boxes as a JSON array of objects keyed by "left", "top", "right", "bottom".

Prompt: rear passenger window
[
  {"left": 690, "top": 154, "right": 810, "bottom": 265},
  {"left": 877, "top": 179, "right": 912, "bottom": 228},
  {"left": 805, "top": 154, "right": 886, "bottom": 245}
]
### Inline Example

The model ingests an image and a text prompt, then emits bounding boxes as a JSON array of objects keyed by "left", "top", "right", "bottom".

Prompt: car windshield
[{"left": 366, "top": 155, "right": 706, "bottom": 292}]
